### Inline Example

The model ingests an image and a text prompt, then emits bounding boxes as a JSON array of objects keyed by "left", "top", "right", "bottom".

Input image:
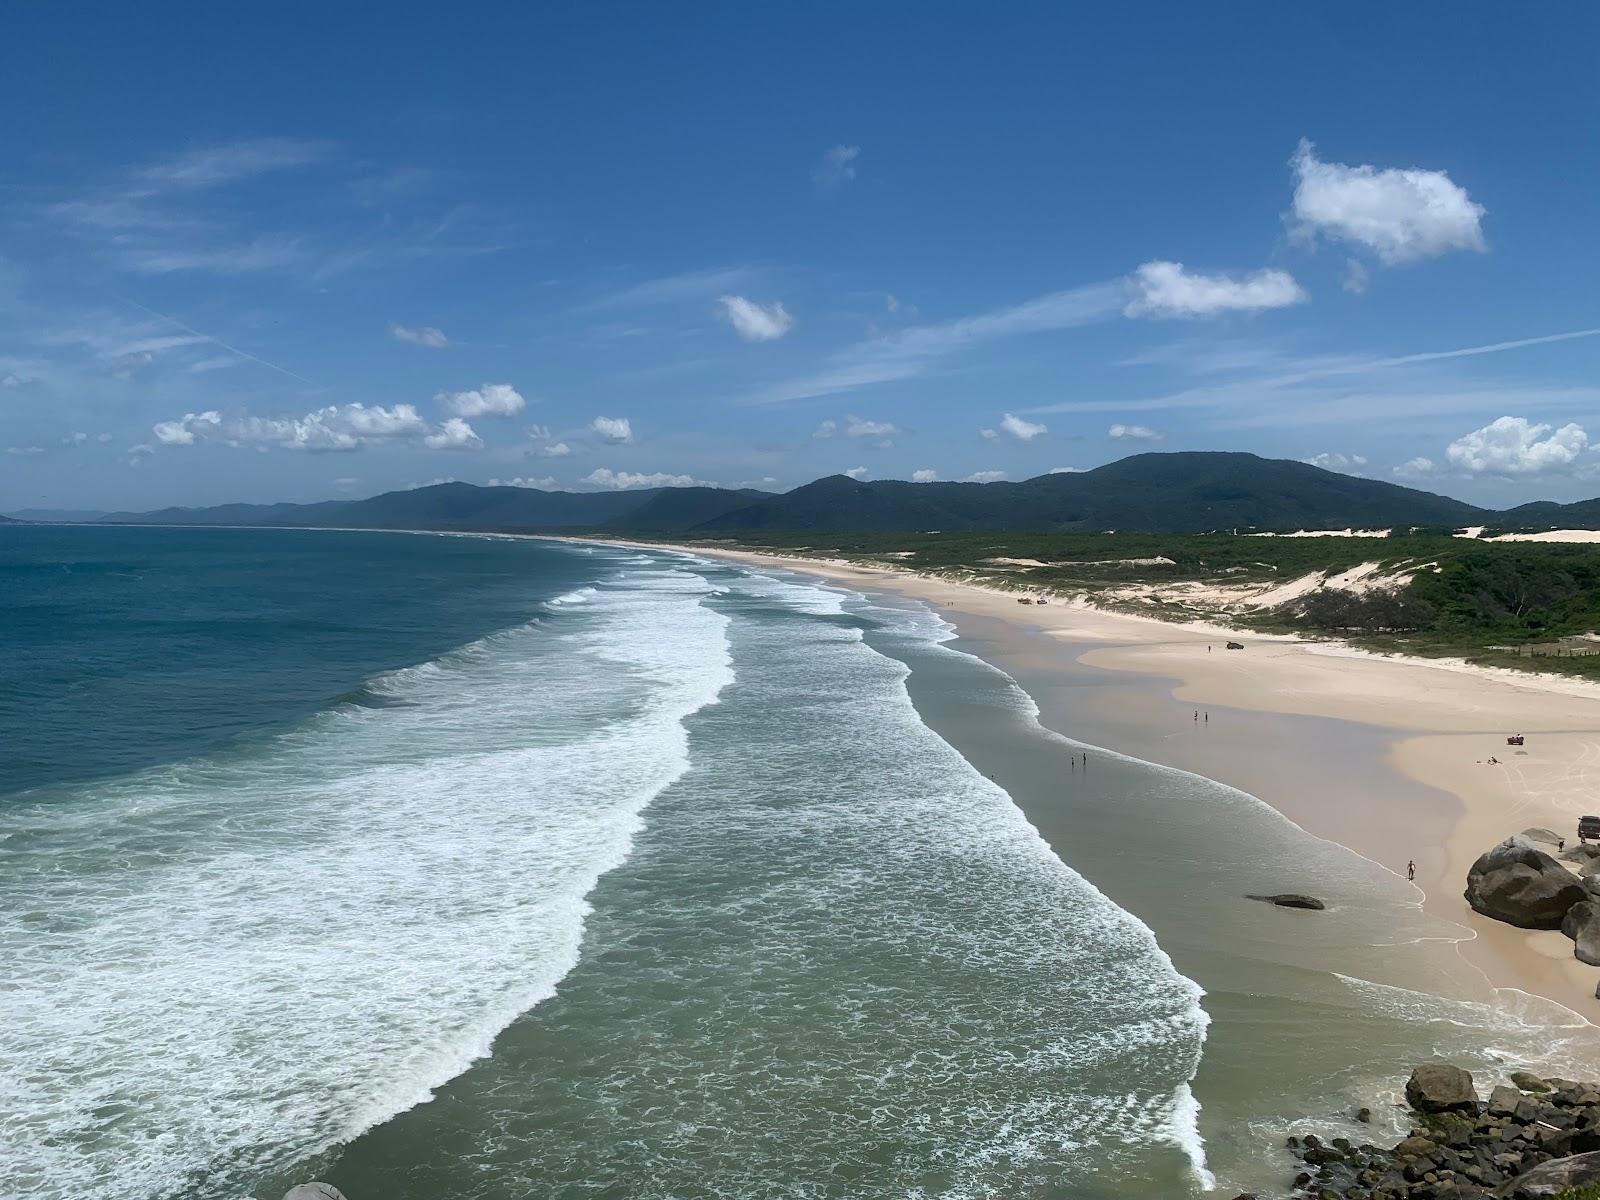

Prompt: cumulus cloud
[
  {"left": 1393, "top": 457, "right": 1436, "bottom": 479},
  {"left": 533, "top": 441, "right": 571, "bottom": 458},
  {"left": 813, "top": 419, "right": 837, "bottom": 439},
  {"left": 582, "top": 468, "right": 704, "bottom": 489},
  {"left": 718, "top": 295, "right": 796, "bottom": 342},
  {"left": 391, "top": 323, "right": 449, "bottom": 348},
  {"left": 61, "top": 431, "right": 89, "bottom": 446},
  {"left": 1303, "top": 452, "right": 1368, "bottom": 472},
  {"left": 980, "top": 428, "right": 999, "bottom": 441},
  {"left": 812, "top": 144, "right": 860, "bottom": 190},
  {"left": 1290, "top": 139, "right": 1486, "bottom": 265},
  {"left": 999, "top": 413, "right": 1047, "bottom": 440},
  {"left": 845, "top": 415, "right": 900, "bottom": 439},
  {"left": 490, "top": 476, "right": 557, "bottom": 490},
  {"left": 435, "top": 383, "right": 524, "bottom": 418},
  {"left": 963, "top": 470, "right": 1007, "bottom": 483},
  {"left": 424, "top": 417, "right": 483, "bottom": 450},
  {"left": 844, "top": 466, "right": 869, "bottom": 480},
  {"left": 912, "top": 468, "right": 939, "bottom": 483},
  {"left": 1444, "top": 416, "right": 1589, "bottom": 476},
  {"left": 1049, "top": 466, "right": 1086, "bottom": 474},
  {"left": 591, "top": 415, "right": 633, "bottom": 444},
  {"left": 1125, "top": 261, "right": 1307, "bottom": 319},
  {"left": 1109, "top": 423, "right": 1164, "bottom": 441},
  {"left": 150, "top": 403, "right": 480, "bottom": 453}
]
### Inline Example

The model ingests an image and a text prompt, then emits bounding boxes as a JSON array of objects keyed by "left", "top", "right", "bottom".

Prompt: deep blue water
[{"left": 0, "top": 525, "right": 597, "bottom": 796}]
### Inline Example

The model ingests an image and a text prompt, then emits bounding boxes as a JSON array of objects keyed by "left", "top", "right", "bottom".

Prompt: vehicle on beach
[
  {"left": 1580, "top": 815, "right": 1600, "bottom": 843},
  {"left": 1506, "top": 734, "right": 1525, "bottom": 746},
  {"left": 1225, "top": 640, "right": 1245, "bottom": 650}
]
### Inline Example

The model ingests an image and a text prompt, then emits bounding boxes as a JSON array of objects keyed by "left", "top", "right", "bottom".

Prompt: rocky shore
[{"left": 1279, "top": 1064, "right": 1600, "bottom": 1199}]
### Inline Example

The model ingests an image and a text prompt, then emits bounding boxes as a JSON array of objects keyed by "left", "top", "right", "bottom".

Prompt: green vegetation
[{"left": 654, "top": 528, "right": 1600, "bottom": 681}]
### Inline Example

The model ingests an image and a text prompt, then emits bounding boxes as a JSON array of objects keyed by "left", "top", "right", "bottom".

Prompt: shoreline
[{"left": 571, "top": 537, "right": 1600, "bottom": 1025}]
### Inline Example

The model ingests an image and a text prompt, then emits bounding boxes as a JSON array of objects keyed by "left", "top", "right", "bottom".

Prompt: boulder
[
  {"left": 1244, "top": 893, "right": 1327, "bottom": 910},
  {"left": 1489, "top": 1085, "right": 1524, "bottom": 1116},
  {"left": 1407, "top": 1064, "right": 1478, "bottom": 1114},
  {"left": 1565, "top": 844, "right": 1600, "bottom": 866},
  {"left": 1563, "top": 901, "right": 1600, "bottom": 965},
  {"left": 1494, "top": 1149, "right": 1600, "bottom": 1197},
  {"left": 284, "top": 1187, "right": 348, "bottom": 1200},
  {"left": 1511, "top": 1071, "right": 1551, "bottom": 1093},
  {"left": 1465, "top": 837, "right": 1587, "bottom": 929},
  {"left": 1523, "top": 828, "right": 1565, "bottom": 848},
  {"left": 1582, "top": 875, "right": 1600, "bottom": 899}
]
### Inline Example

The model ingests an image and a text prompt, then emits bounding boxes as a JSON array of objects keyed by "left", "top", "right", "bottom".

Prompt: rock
[
  {"left": 1512, "top": 1072, "right": 1552, "bottom": 1093},
  {"left": 1565, "top": 845, "right": 1600, "bottom": 866},
  {"left": 1465, "top": 837, "right": 1587, "bottom": 930},
  {"left": 284, "top": 1187, "right": 348, "bottom": 1200},
  {"left": 1583, "top": 875, "right": 1600, "bottom": 900},
  {"left": 1494, "top": 1148, "right": 1600, "bottom": 1196},
  {"left": 1523, "top": 828, "right": 1565, "bottom": 848},
  {"left": 1409, "top": 1064, "right": 1479, "bottom": 1114},
  {"left": 1490, "top": 1086, "right": 1524, "bottom": 1116},
  {"left": 1563, "top": 901, "right": 1600, "bottom": 965},
  {"left": 1397, "top": 1135, "right": 1442, "bottom": 1158},
  {"left": 1244, "top": 892, "right": 1327, "bottom": 910}
]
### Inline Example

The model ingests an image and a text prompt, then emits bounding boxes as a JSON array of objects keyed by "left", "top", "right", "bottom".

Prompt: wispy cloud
[
  {"left": 391, "top": 323, "right": 449, "bottom": 348},
  {"left": 758, "top": 280, "right": 1123, "bottom": 404},
  {"left": 718, "top": 295, "right": 795, "bottom": 342},
  {"left": 581, "top": 267, "right": 754, "bottom": 312},
  {"left": 812, "top": 145, "right": 860, "bottom": 190}
]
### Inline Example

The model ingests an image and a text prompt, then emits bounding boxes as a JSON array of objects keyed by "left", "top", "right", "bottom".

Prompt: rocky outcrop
[
  {"left": 284, "top": 1187, "right": 348, "bottom": 1200},
  {"left": 1406, "top": 1064, "right": 1478, "bottom": 1114},
  {"left": 1464, "top": 837, "right": 1586, "bottom": 929},
  {"left": 1290, "top": 1066, "right": 1600, "bottom": 1200},
  {"left": 1562, "top": 900, "right": 1600, "bottom": 966},
  {"left": 1521, "top": 828, "right": 1564, "bottom": 848},
  {"left": 1494, "top": 1149, "right": 1600, "bottom": 1197},
  {"left": 1246, "top": 893, "right": 1327, "bottom": 911}
]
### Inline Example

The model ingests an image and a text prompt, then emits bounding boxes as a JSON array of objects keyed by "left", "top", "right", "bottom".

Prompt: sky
[{"left": 3, "top": 2, "right": 1599, "bottom": 513}]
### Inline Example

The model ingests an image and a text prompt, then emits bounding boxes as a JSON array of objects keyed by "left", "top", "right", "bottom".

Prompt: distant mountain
[
  {"left": 4, "top": 508, "right": 108, "bottom": 523},
  {"left": 89, "top": 451, "right": 1600, "bottom": 536},
  {"left": 698, "top": 453, "right": 1487, "bottom": 534},
  {"left": 100, "top": 481, "right": 771, "bottom": 532}
]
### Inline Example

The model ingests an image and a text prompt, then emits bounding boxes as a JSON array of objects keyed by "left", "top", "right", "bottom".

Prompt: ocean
[{"left": 4, "top": 525, "right": 1596, "bottom": 1200}]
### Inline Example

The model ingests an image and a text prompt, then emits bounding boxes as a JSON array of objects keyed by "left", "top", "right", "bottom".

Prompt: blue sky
[{"left": 3, "top": 3, "right": 1598, "bottom": 512}]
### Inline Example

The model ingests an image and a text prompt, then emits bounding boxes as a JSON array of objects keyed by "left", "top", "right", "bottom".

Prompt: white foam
[{"left": 0, "top": 563, "right": 732, "bottom": 1199}]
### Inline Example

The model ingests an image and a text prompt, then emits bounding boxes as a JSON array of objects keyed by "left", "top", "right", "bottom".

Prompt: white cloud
[
  {"left": 153, "top": 410, "right": 222, "bottom": 445},
  {"left": 885, "top": 294, "right": 900, "bottom": 314},
  {"left": 6, "top": 445, "right": 44, "bottom": 456},
  {"left": 591, "top": 415, "right": 633, "bottom": 444},
  {"left": 1444, "top": 416, "right": 1589, "bottom": 476},
  {"left": 718, "top": 295, "right": 796, "bottom": 342},
  {"left": 533, "top": 441, "right": 572, "bottom": 458},
  {"left": 435, "top": 383, "right": 524, "bottom": 418},
  {"left": 845, "top": 415, "right": 900, "bottom": 438},
  {"left": 96, "top": 432, "right": 113, "bottom": 443},
  {"left": 813, "top": 419, "right": 837, "bottom": 439},
  {"left": 1393, "top": 456, "right": 1436, "bottom": 479},
  {"left": 1125, "top": 261, "right": 1307, "bottom": 319},
  {"left": 999, "top": 413, "right": 1047, "bottom": 440},
  {"left": 1342, "top": 259, "right": 1369, "bottom": 295},
  {"left": 61, "top": 431, "right": 88, "bottom": 446},
  {"left": 1048, "top": 466, "right": 1085, "bottom": 474},
  {"left": 149, "top": 403, "right": 482, "bottom": 453},
  {"left": 1303, "top": 452, "right": 1368, "bottom": 472},
  {"left": 489, "top": 476, "right": 557, "bottom": 490},
  {"left": 137, "top": 138, "right": 330, "bottom": 189},
  {"left": 1, "top": 373, "right": 28, "bottom": 388},
  {"left": 980, "top": 428, "right": 999, "bottom": 441},
  {"left": 1109, "top": 423, "right": 1164, "bottom": 441},
  {"left": 963, "top": 470, "right": 1007, "bottom": 483},
  {"left": 1289, "top": 139, "right": 1486, "bottom": 264},
  {"left": 334, "top": 477, "right": 360, "bottom": 489},
  {"left": 392, "top": 323, "right": 449, "bottom": 348},
  {"left": 911, "top": 469, "right": 939, "bottom": 482},
  {"left": 189, "top": 356, "right": 238, "bottom": 373},
  {"left": 844, "top": 466, "right": 869, "bottom": 481},
  {"left": 424, "top": 417, "right": 483, "bottom": 451},
  {"left": 582, "top": 468, "right": 704, "bottom": 489},
  {"left": 812, "top": 145, "right": 860, "bottom": 190}
]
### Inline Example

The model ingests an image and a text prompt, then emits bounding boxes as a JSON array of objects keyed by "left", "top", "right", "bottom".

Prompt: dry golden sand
[{"left": 582, "top": 539, "right": 1600, "bottom": 1019}]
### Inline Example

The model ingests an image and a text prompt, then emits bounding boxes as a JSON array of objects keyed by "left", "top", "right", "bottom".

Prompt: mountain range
[{"left": 12, "top": 452, "right": 1600, "bottom": 535}]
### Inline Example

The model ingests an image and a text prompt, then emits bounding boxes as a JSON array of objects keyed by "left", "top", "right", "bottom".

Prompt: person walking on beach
[{"left": 1407, "top": 860, "right": 1416, "bottom": 882}]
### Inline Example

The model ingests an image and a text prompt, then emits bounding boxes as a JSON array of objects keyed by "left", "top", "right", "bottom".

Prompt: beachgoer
[
  {"left": 1204, "top": 711, "right": 1209, "bottom": 723},
  {"left": 1560, "top": 838, "right": 1566, "bottom": 852},
  {"left": 1194, "top": 710, "right": 1198, "bottom": 722},
  {"left": 1407, "top": 860, "right": 1416, "bottom": 882}
]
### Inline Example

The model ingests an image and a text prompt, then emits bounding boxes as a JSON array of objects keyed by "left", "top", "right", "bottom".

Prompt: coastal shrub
[{"left": 1295, "top": 587, "right": 1434, "bottom": 633}]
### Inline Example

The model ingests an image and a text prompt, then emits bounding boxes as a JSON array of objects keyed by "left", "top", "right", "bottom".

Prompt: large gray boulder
[
  {"left": 1465, "top": 836, "right": 1586, "bottom": 929},
  {"left": 1522, "top": 827, "right": 1565, "bottom": 847},
  {"left": 1563, "top": 900, "right": 1600, "bottom": 965},
  {"left": 1495, "top": 1149, "right": 1600, "bottom": 1197},
  {"left": 284, "top": 1187, "right": 347, "bottom": 1200},
  {"left": 1405, "top": 1063, "right": 1478, "bottom": 1114},
  {"left": 1244, "top": 893, "right": 1326, "bottom": 910}
]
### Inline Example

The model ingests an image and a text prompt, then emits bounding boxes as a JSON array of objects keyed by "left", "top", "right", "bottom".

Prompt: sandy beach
[{"left": 593, "top": 539, "right": 1600, "bottom": 1023}]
